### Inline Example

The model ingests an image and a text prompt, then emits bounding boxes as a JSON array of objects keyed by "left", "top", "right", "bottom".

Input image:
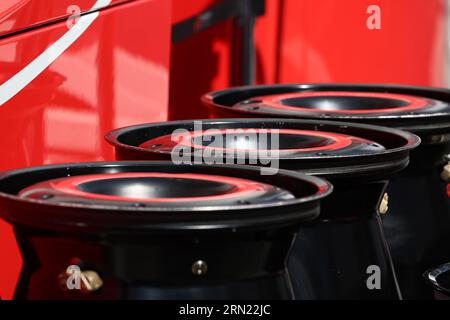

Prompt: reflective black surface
[
  {"left": 18, "top": 174, "right": 296, "bottom": 207},
  {"left": 0, "top": 162, "right": 330, "bottom": 300},
  {"left": 279, "top": 96, "right": 408, "bottom": 110},
  {"left": 203, "top": 84, "right": 450, "bottom": 133},
  {"left": 13, "top": 228, "right": 298, "bottom": 300},
  {"left": 106, "top": 118, "right": 419, "bottom": 175},
  {"left": 78, "top": 177, "right": 236, "bottom": 198},
  {"left": 423, "top": 262, "right": 450, "bottom": 300},
  {"left": 383, "top": 142, "right": 450, "bottom": 299},
  {"left": 123, "top": 273, "right": 293, "bottom": 300},
  {"left": 106, "top": 119, "right": 419, "bottom": 300},
  {"left": 140, "top": 129, "right": 387, "bottom": 158},
  {"left": 287, "top": 176, "right": 402, "bottom": 299},
  {"left": 203, "top": 84, "right": 450, "bottom": 300},
  {"left": 193, "top": 132, "right": 332, "bottom": 149},
  {"left": 290, "top": 215, "right": 400, "bottom": 299}
]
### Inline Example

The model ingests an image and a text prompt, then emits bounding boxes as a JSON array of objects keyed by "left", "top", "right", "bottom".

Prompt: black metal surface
[
  {"left": 193, "top": 131, "right": 331, "bottom": 149},
  {"left": 203, "top": 84, "right": 450, "bottom": 299},
  {"left": 203, "top": 84, "right": 450, "bottom": 134},
  {"left": 13, "top": 226, "right": 298, "bottom": 300},
  {"left": 78, "top": 177, "right": 234, "bottom": 198},
  {"left": 0, "top": 162, "right": 330, "bottom": 300},
  {"left": 18, "top": 174, "right": 296, "bottom": 208},
  {"left": 106, "top": 119, "right": 419, "bottom": 177},
  {"left": 290, "top": 214, "right": 399, "bottom": 299},
  {"left": 289, "top": 179, "right": 402, "bottom": 299},
  {"left": 106, "top": 119, "right": 420, "bottom": 299},
  {"left": 383, "top": 142, "right": 450, "bottom": 299},
  {"left": 122, "top": 272, "right": 293, "bottom": 300},
  {"left": 238, "top": 0, "right": 262, "bottom": 84},
  {"left": 423, "top": 262, "right": 450, "bottom": 300},
  {"left": 277, "top": 95, "right": 409, "bottom": 110},
  {"left": 0, "top": 162, "right": 330, "bottom": 232},
  {"left": 139, "top": 129, "right": 387, "bottom": 158}
]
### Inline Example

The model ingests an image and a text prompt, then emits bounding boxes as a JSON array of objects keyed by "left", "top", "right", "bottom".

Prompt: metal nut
[
  {"left": 379, "top": 193, "right": 389, "bottom": 215},
  {"left": 191, "top": 260, "right": 208, "bottom": 276},
  {"left": 58, "top": 266, "right": 103, "bottom": 293},
  {"left": 80, "top": 270, "right": 103, "bottom": 293}
]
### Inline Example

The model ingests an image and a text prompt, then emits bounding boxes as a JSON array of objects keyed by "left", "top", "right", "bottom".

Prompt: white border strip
[{"left": 0, "top": 0, "right": 112, "bottom": 106}]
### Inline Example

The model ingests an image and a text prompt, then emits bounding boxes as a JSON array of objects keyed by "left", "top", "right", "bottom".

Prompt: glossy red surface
[
  {"left": 254, "top": 0, "right": 281, "bottom": 84},
  {"left": 169, "top": 0, "right": 239, "bottom": 120},
  {"left": 0, "top": 0, "right": 171, "bottom": 299},
  {"left": 170, "top": 0, "right": 448, "bottom": 120},
  {"left": 0, "top": 0, "right": 129, "bottom": 37},
  {"left": 255, "top": 0, "right": 447, "bottom": 86},
  {"left": 0, "top": 0, "right": 171, "bottom": 170},
  {"left": 171, "top": 0, "right": 216, "bottom": 24}
]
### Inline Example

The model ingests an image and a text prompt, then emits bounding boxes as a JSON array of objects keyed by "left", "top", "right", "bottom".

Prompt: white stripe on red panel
[{"left": 0, "top": 0, "right": 112, "bottom": 106}]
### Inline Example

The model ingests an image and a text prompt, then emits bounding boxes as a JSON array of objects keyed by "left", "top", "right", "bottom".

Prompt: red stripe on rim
[
  {"left": 247, "top": 91, "right": 429, "bottom": 114},
  {"left": 140, "top": 129, "right": 354, "bottom": 153},
  {"left": 28, "top": 172, "right": 272, "bottom": 203}
]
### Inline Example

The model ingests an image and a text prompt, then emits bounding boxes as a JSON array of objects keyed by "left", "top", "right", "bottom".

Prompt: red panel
[
  {"left": 272, "top": 0, "right": 447, "bottom": 86},
  {"left": 0, "top": 0, "right": 130, "bottom": 37},
  {"left": 169, "top": 0, "right": 238, "bottom": 120},
  {"left": 0, "top": 220, "right": 22, "bottom": 301},
  {"left": 171, "top": 0, "right": 216, "bottom": 24},
  {"left": 254, "top": 0, "right": 281, "bottom": 84},
  {"left": 0, "top": 0, "right": 171, "bottom": 299}
]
